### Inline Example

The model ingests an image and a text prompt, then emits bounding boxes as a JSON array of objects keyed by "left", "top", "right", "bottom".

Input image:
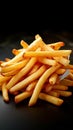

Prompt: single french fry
[
  {"left": 39, "top": 93, "right": 64, "bottom": 106},
  {"left": 67, "top": 72, "right": 73, "bottom": 80},
  {"left": 24, "top": 50, "right": 72, "bottom": 58},
  {"left": 60, "top": 79, "right": 73, "bottom": 86},
  {"left": 70, "top": 69, "right": 73, "bottom": 74},
  {"left": 15, "top": 91, "right": 32, "bottom": 103},
  {"left": 49, "top": 73, "right": 58, "bottom": 85},
  {"left": 38, "top": 57, "right": 57, "bottom": 66},
  {"left": 53, "top": 84, "right": 68, "bottom": 91},
  {"left": 20, "top": 40, "right": 28, "bottom": 48},
  {"left": 26, "top": 80, "right": 37, "bottom": 91},
  {"left": 2, "top": 69, "right": 19, "bottom": 76},
  {"left": 1, "top": 59, "right": 29, "bottom": 73},
  {"left": 12, "top": 48, "right": 24, "bottom": 55},
  {"left": 26, "top": 37, "right": 43, "bottom": 51},
  {"left": 1, "top": 49, "right": 26, "bottom": 67},
  {"left": 56, "top": 68, "right": 66, "bottom": 75},
  {"left": 53, "top": 57, "right": 70, "bottom": 66},
  {"left": 35, "top": 34, "right": 54, "bottom": 51},
  {"left": 43, "top": 83, "right": 53, "bottom": 93},
  {"left": 0, "top": 75, "right": 11, "bottom": 84},
  {"left": 5, "top": 58, "right": 11, "bottom": 62},
  {"left": 54, "top": 90, "right": 72, "bottom": 97},
  {"left": 28, "top": 63, "right": 41, "bottom": 75},
  {"left": 2, "top": 82, "right": 9, "bottom": 102},
  {"left": 28, "top": 64, "right": 61, "bottom": 106},
  {"left": 47, "top": 41, "right": 65, "bottom": 50},
  {"left": 47, "top": 90, "right": 60, "bottom": 97},
  {"left": 35, "top": 34, "right": 41, "bottom": 39},
  {"left": 66, "top": 64, "right": 73, "bottom": 69}
]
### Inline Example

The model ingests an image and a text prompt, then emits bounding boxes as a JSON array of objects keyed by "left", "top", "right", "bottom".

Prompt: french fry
[
  {"left": 20, "top": 40, "right": 28, "bottom": 48},
  {"left": 47, "top": 41, "right": 65, "bottom": 50},
  {"left": 1, "top": 49, "right": 26, "bottom": 67},
  {"left": 56, "top": 68, "right": 66, "bottom": 75},
  {"left": 49, "top": 73, "right": 58, "bottom": 85},
  {"left": 1, "top": 59, "right": 29, "bottom": 73},
  {"left": 24, "top": 50, "right": 72, "bottom": 58},
  {"left": 43, "top": 84, "right": 53, "bottom": 93},
  {"left": 15, "top": 91, "right": 32, "bottom": 103},
  {"left": 2, "top": 69, "right": 19, "bottom": 76},
  {"left": 38, "top": 57, "right": 57, "bottom": 66},
  {"left": 60, "top": 79, "right": 73, "bottom": 86},
  {"left": 12, "top": 48, "right": 24, "bottom": 55},
  {"left": 2, "top": 82, "right": 9, "bottom": 102},
  {"left": 26, "top": 80, "right": 37, "bottom": 91},
  {"left": 53, "top": 84, "right": 68, "bottom": 91},
  {"left": 53, "top": 90, "right": 72, "bottom": 97},
  {"left": 67, "top": 72, "right": 73, "bottom": 80},
  {"left": 39, "top": 93, "right": 64, "bottom": 106},
  {"left": 28, "top": 63, "right": 41, "bottom": 75},
  {"left": 0, "top": 75, "right": 11, "bottom": 84},
  {"left": 47, "top": 90, "right": 60, "bottom": 97},
  {"left": 53, "top": 57, "right": 70, "bottom": 66}
]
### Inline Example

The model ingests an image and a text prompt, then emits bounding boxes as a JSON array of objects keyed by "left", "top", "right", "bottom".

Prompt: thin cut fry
[
  {"left": 38, "top": 57, "right": 57, "bottom": 66},
  {"left": 53, "top": 84, "right": 68, "bottom": 91},
  {"left": 2, "top": 82, "right": 9, "bottom": 102},
  {"left": 39, "top": 93, "right": 64, "bottom": 106},
  {"left": 60, "top": 79, "right": 73, "bottom": 86},
  {"left": 54, "top": 90, "right": 72, "bottom": 97},
  {"left": 47, "top": 41, "right": 65, "bottom": 50},
  {"left": 20, "top": 40, "right": 28, "bottom": 48},
  {"left": 24, "top": 50, "right": 72, "bottom": 58},
  {"left": 49, "top": 73, "right": 58, "bottom": 85},
  {"left": 47, "top": 90, "right": 60, "bottom": 97},
  {"left": 15, "top": 91, "right": 32, "bottom": 103}
]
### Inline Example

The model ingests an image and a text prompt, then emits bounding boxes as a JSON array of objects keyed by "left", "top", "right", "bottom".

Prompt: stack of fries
[{"left": 0, "top": 34, "right": 73, "bottom": 107}]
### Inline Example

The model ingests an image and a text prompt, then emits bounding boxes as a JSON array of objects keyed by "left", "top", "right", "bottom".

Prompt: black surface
[{"left": 0, "top": 31, "right": 73, "bottom": 130}]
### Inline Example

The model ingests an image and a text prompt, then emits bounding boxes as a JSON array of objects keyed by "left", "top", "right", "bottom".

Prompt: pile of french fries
[{"left": 0, "top": 34, "right": 73, "bottom": 107}]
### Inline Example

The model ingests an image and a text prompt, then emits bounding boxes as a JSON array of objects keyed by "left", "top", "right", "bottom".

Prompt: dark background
[
  {"left": 0, "top": 2, "right": 73, "bottom": 130},
  {"left": 0, "top": 2, "right": 73, "bottom": 37}
]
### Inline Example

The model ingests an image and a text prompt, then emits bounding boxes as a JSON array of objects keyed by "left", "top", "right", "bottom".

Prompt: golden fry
[
  {"left": 2, "top": 82, "right": 9, "bottom": 102},
  {"left": 53, "top": 57, "right": 70, "bottom": 66},
  {"left": 54, "top": 90, "right": 72, "bottom": 97},
  {"left": 60, "top": 79, "right": 73, "bottom": 86},
  {"left": 53, "top": 84, "right": 68, "bottom": 91},
  {"left": 39, "top": 93, "right": 64, "bottom": 106},
  {"left": 24, "top": 50, "right": 72, "bottom": 58},
  {"left": 15, "top": 91, "right": 32, "bottom": 103},
  {"left": 49, "top": 73, "right": 58, "bottom": 85},
  {"left": 38, "top": 57, "right": 57, "bottom": 66},
  {"left": 47, "top": 41, "right": 65, "bottom": 50},
  {"left": 47, "top": 90, "right": 60, "bottom": 97},
  {"left": 20, "top": 40, "right": 28, "bottom": 48},
  {"left": 1, "top": 59, "right": 29, "bottom": 73}
]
